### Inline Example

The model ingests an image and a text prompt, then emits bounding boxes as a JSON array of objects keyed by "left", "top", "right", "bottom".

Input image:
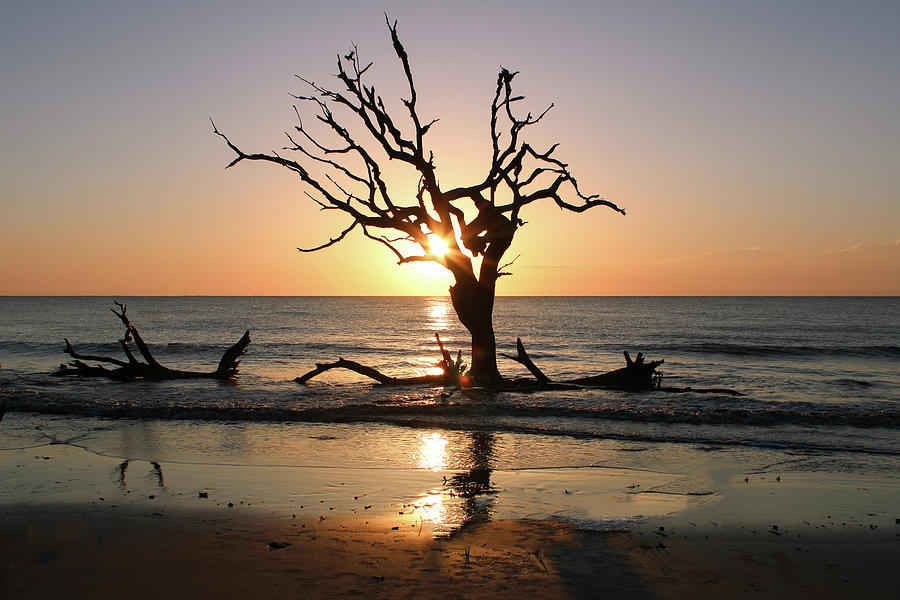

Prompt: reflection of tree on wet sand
[
  {"left": 115, "top": 459, "right": 165, "bottom": 489},
  {"left": 443, "top": 432, "right": 497, "bottom": 533}
]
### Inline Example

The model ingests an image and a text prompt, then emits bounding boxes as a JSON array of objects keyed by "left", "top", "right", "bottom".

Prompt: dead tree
[
  {"left": 214, "top": 17, "right": 624, "bottom": 385},
  {"left": 53, "top": 302, "right": 251, "bottom": 381}
]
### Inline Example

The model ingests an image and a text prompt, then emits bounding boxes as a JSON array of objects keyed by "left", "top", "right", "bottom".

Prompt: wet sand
[
  {"left": 2, "top": 442, "right": 898, "bottom": 599},
  {"left": 3, "top": 505, "right": 898, "bottom": 599}
]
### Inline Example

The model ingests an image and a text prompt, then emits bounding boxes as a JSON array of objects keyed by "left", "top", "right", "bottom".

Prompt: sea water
[{"left": 0, "top": 296, "right": 898, "bottom": 528}]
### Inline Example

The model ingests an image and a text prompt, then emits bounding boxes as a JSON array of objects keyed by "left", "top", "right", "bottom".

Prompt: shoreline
[{"left": 2, "top": 434, "right": 898, "bottom": 599}]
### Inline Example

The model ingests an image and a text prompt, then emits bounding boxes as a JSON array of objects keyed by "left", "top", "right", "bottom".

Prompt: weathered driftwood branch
[
  {"left": 502, "top": 337, "right": 550, "bottom": 383},
  {"left": 53, "top": 302, "right": 251, "bottom": 381},
  {"left": 295, "top": 333, "right": 467, "bottom": 386},
  {"left": 513, "top": 341, "right": 740, "bottom": 394},
  {"left": 508, "top": 339, "right": 664, "bottom": 391},
  {"left": 567, "top": 350, "right": 664, "bottom": 390},
  {"left": 294, "top": 358, "right": 452, "bottom": 385}
]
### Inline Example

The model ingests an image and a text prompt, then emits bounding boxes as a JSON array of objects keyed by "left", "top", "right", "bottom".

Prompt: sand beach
[{"left": 2, "top": 419, "right": 898, "bottom": 599}]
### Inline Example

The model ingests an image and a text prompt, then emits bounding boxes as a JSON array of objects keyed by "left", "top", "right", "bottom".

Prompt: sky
[{"left": 2, "top": 0, "right": 898, "bottom": 295}]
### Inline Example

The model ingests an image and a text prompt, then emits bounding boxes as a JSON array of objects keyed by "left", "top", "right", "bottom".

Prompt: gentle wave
[
  {"left": 661, "top": 342, "right": 900, "bottom": 358},
  {"left": 7, "top": 339, "right": 900, "bottom": 362},
  {"left": 4, "top": 389, "right": 897, "bottom": 429},
  {"left": 5, "top": 394, "right": 897, "bottom": 458}
]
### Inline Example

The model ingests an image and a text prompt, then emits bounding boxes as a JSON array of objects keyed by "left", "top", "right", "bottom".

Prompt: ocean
[{"left": 1, "top": 295, "right": 897, "bottom": 468}]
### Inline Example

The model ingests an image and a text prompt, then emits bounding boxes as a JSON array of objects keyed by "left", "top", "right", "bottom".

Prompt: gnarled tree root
[{"left": 53, "top": 302, "right": 251, "bottom": 381}]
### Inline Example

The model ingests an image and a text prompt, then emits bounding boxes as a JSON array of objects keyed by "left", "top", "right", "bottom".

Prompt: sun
[{"left": 426, "top": 234, "right": 450, "bottom": 258}]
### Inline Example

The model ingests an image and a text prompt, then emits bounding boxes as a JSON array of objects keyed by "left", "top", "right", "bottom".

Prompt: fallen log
[
  {"left": 294, "top": 358, "right": 451, "bottom": 385},
  {"left": 295, "top": 334, "right": 464, "bottom": 386},
  {"left": 53, "top": 302, "right": 251, "bottom": 381}
]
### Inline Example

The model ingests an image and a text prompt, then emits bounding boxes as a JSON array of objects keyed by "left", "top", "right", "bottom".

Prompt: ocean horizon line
[{"left": 2, "top": 294, "right": 897, "bottom": 299}]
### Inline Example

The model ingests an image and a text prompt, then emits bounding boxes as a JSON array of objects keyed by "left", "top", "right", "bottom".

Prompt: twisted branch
[{"left": 212, "top": 18, "right": 624, "bottom": 288}]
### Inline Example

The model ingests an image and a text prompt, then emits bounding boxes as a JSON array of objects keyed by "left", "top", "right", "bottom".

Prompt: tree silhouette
[{"left": 214, "top": 17, "right": 624, "bottom": 384}]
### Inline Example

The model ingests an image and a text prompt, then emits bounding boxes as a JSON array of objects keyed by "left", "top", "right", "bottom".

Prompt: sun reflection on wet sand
[
  {"left": 414, "top": 492, "right": 445, "bottom": 524},
  {"left": 404, "top": 430, "right": 501, "bottom": 534}
]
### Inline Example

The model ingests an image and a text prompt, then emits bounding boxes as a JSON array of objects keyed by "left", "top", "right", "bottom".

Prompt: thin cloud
[
  {"left": 520, "top": 265, "right": 576, "bottom": 270},
  {"left": 824, "top": 238, "right": 900, "bottom": 255}
]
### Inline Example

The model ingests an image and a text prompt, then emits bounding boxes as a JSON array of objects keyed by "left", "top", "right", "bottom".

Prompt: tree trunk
[
  {"left": 449, "top": 276, "right": 502, "bottom": 385},
  {"left": 469, "top": 321, "right": 500, "bottom": 385}
]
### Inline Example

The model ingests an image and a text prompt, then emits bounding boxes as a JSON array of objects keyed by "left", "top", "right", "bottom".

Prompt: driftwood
[
  {"left": 296, "top": 335, "right": 664, "bottom": 392},
  {"left": 567, "top": 350, "right": 663, "bottom": 390},
  {"left": 53, "top": 302, "right": 251, "bottom": 381},
  {"left": 295, "top": 358, "right": 451, "bottom": 385},
  {"left": 295, "top": 335, "right": 740, "bottom": 395},
  {"left": 506, "top": 341, "right": 664, "bottom": 391},
  {"left": 513, "top": 340, "right": 739, "bottom": 394},
  {"left": 295, "top": 334, "right": 460, "bottom": 385},
  {"left": 502, "top": 338, "right": 550, "bottom": 383}
]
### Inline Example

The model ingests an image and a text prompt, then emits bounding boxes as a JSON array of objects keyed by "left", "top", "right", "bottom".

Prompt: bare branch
[
  {"left": 497, "top": 253, "right": 521, "bottom": 277},
  {"left": 361, "top": 224, "right": 408, "bottom": 263},
  {"left": 298, "top": 220, "right": 358, "bottom": 252}
]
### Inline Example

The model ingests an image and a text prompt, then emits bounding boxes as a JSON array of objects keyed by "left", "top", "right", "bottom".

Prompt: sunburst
[{"left": 426, "top": 233, "right": 450, "bottom": 258}]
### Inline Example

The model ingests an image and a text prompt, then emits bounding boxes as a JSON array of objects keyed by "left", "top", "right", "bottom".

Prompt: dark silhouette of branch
[
  {"left": 294, "top": 358, "right": 451, "bottom": 385},
  {"left": 54, "top": 303, "right": 251, "bottom": 381},
  {"left": 502, "top": 338, "right": 549, "bottom": 383},
  {"left": 298, "top": 220, "right": 358, "bottom": 252}
]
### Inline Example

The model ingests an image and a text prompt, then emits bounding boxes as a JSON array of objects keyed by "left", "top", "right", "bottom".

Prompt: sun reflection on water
[
  {"left": 416, "top": 432, "right": 448, "bottom": 471},
  {"left": 426, "top": 296, "right": 451, "bottom": 330},
  {"left": 415, "top": 297, "right": 456, "bottom": 375}
]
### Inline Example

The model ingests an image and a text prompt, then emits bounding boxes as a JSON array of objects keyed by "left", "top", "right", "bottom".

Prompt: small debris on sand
[{"left": 267, "top": 542, "right": 291, "bottom": 551}]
